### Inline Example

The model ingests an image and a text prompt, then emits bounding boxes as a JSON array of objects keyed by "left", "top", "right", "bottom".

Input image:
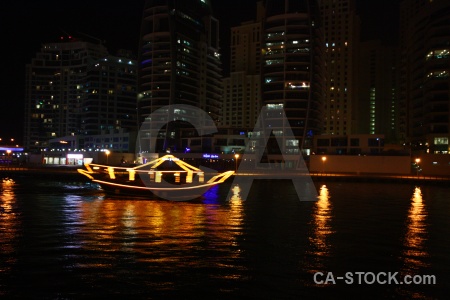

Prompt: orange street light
[
  {"left": 105, "top": 150, "right": 111, "bottom": 164},
  {"left": 321, "top": 156, "right": 327, "bottom": 174},
  {"left": 6, "top": 149, "right": 11, "bottom": 164},
  {"left": 234, "top": 153, "right": 239, "bottom": 172},
  {"left": 415, "top": 158, "right": 420, "bottom": 177}
]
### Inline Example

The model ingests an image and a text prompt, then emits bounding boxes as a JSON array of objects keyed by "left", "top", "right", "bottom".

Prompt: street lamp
[
  {"left": 415, "top": 158, "right": 420, "bottom": 177},
  {"left": 6, "top": 150, "right": 11, "bottom": 165},
  {"left": 321, "top": 156, "right": 327, "bottom": 174},
  {"left": 105, "top": 150, "right": 110, "bottom": 164},
  {"left": 234, "top": 154, "right": 239, "bottom": 172}
]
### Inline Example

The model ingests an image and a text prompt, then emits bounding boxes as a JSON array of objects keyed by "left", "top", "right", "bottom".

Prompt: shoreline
[{"left": 1, "top": 165, "right": 449, "bottom": 185}]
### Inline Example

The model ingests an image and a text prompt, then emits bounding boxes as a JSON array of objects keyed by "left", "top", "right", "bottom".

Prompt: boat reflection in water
[
  {"left": 60, "top": 184, "right": 245, "bottom": 290},
  {"left": 1, "top": 176, "right": 448, "bottom": 298}
]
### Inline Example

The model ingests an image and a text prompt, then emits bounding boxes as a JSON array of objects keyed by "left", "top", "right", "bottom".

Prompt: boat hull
[
  {"left": 77, "top": 154, "right": 235, "bottom": 201},
  {"left": 92, "top": 177, "right": 219, "bottom": 201}
]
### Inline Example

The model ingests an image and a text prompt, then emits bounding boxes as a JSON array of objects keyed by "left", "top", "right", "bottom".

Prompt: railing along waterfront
[{"left": 1, "top": 164, "right": 449, "bottom": 184}]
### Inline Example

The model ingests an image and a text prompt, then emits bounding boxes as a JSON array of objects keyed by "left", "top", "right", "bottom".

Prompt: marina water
[{"left": 0, "top": 175, "right": 449, "bottom": 299}]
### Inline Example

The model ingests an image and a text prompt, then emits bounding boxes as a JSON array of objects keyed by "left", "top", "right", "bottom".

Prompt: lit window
[
  {"left": 267, "top": 104, "right": 284, "bottom": 110},
  {"left": 434, "top": 137, "right": 448, "bottom": 145}
]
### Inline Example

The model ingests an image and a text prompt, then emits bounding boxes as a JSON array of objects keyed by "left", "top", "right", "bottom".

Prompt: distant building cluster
[
  {"left": 24, "top": 37, "right": 137, "bottom": 153},
  {"left": 22, "top": 0, "right": 450, "bottom": 164}
]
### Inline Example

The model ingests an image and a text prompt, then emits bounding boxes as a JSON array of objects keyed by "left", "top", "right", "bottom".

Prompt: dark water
[{"left": 0, "top": 175, "right": 449, "bottom": 299}]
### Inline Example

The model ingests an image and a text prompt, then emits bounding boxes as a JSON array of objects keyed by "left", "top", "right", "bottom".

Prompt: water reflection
[
  {"left": 202, "top": 185, "right": 220, "bottom": 204},
  {"left": 1, "top": 178, "right": 15, "bottom": 211},
  {"left": 223, "top": 184, "right": 244, "bottom": 249},
  {"left": 229, "top": 184, "right": 241, "bottom": 202},
  {"left": 0, "top": 178, "right": 19, "bottom": 272},
  {"left": 308, "top": 185, "right": 334, "bottom": 272},
  {"left": 395, "top": 187, "right": 430, "bottom": 298},
  {"left": 71, "top": 191, "right": 245, "bottom": 284},
  {"left": 401, "top": 186, "right": 429, "bottom": 271}
]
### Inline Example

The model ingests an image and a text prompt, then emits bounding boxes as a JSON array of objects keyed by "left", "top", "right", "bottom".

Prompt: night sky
[{"left": 0, "top": 0, "right": 398, "bottom": 145}]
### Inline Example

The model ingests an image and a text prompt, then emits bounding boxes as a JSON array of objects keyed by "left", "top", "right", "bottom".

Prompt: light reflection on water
[
  {"left": 0, "top": 178, "right": 448, "bottom": 298},
  {"left": 395, "top": 186, "right": 432, "bottom": 299},
  {"left": 308, "top": 185, "right": 334, "bottom": 274},
  {"left": 0, "top": 178, "right": 19, "bottom": 271},
  {"left": 1, "top": 178, "right": 16, "bottom": 213},
  {"left": 57, "top": 182, "right": 246, "bottom": 291},
  {"left": 402, "top": 186, "right": 429, "bottom": 270}
]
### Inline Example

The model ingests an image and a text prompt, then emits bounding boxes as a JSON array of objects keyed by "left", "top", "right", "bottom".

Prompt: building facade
[
  {"left": 82, "top": 50, "right": 137, "bottom": 136},
  {"left": 24, "top": 38, "right": 109, "bottom": 152},
  {"left": 399, "top": 0, "right": 450, "bottom": 154},
  {"left": 262, "top": 0, "right": 326, "bottom": 155},
  {"left": 220, "top": 3, "right": 264, "bottom": 129},
  {"left": 319, "top": 0, "right": 360, "bottom": 136},
  {"left": 313, "top": 133, "right": 385, "bottom": 155},
  {"left": 24, "top": 37, "right": 138, "bottom": 153},
  {"left": 356, "top": 40, "right": 400, "bottom": 144},
  {"left": 137, "top": 0, "right": 222, "bottom": 153}
]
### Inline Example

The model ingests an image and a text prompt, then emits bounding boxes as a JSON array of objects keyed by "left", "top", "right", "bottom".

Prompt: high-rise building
[
  {"left": 262, "top": 0, "right": 326, "bottom": 155},
  {"left": 82, "top": 51, "right": 137, "bottom": 136},
  {"left": 220, "top": 1, "right": 264, "bottom": 129},
  {"left": 137, "top": 0, "right": 222, "bottom": 153},
  {"left": 399, "top": 0, "right": 450, "bottom": 154},
  {"left": 319, "top": 0, "right": 360, "bottom": 136},
  {"left": 24, "top": 38, "right": 109, "bottom": 152},
  {"left": 24, "top": 37, "right": 138, "bottom": 153},
  {"left": 356, "top": 40, "right": 400, "bottom": 144}
]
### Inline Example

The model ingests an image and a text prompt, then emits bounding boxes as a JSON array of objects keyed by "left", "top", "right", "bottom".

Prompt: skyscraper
[
  {"left": 262, "top": 0, "right": 326, "bottom": 155},
  {"left": 137, "top": 0, "right": 222, "bottom": 153},
  {"left": 24, "top": 38, "right": 109, "bottom": 152},
  {"left": 319, "top": 0, "right": 360, "bottom": 136},
  {"left": 399, "top": 0, "right": 450, "bottom": 154},
  {"left": 220, "top": 1, "right": 264, "bottom": 129},
  {"left": 24, "top": 37, "right": 138, "bottom": 153},
  {"left": 82, "top": 50, "right": 137, "bottom": 136},
  {"left": 356, "top": 40, "right": 399, "bottom": 144}
]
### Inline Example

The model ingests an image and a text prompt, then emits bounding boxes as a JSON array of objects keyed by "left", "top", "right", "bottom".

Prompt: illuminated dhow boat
[{"left": 77, "top": 154, "right": 235, "bottom": 201}]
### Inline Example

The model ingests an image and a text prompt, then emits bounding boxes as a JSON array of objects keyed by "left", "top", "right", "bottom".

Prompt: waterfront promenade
[
  {"left": 0, "top": 164, "right": 83, "bottom": 180},
  {"left": 1, "top": 164, "right": 449, "bottom": 185}
]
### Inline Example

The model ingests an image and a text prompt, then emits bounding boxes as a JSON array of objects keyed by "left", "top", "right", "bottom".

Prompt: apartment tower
[
  {"left": 357, "top": 40, "right": 399, "bottom": 144},
  {"left": 220, "top": 1, "right": 264, "bottom": 129},
  {"left": 24, "top": 38, "right": 109, "bottom": 152},
  {"left": 24, "top": 36, "right": 138, "bottom": 153},
  {"left": 137, "top": 0, "right": 222, "bottom": 153},
  {"left": 399, "top": 0, "right": 450, "bottom": 153},
  {"left": 319, "top": 0, "right": 359, "bottom": 136},
  {"left": 262, "top": 0, "right": 326, "bottom": 155}
]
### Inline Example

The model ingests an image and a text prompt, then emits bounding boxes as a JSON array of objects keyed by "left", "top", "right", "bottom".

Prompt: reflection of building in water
[
  {"left": 308, "top": 185, "right": 334, "bottom": 273},
  {"left": 401, "top": 187, "right": 429, "bottom": 272}
]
